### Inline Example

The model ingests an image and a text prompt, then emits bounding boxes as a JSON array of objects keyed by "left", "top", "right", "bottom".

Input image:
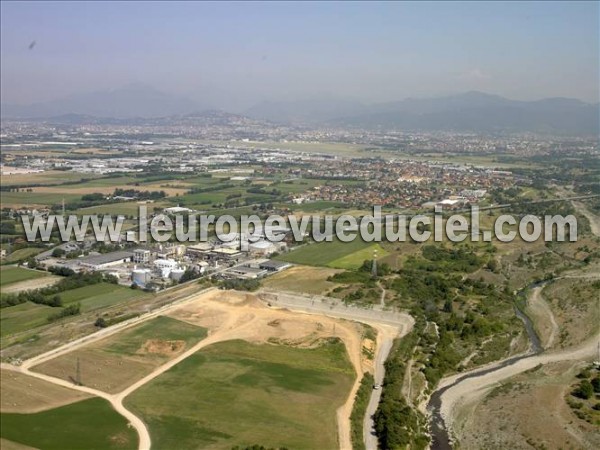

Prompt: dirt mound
[{"left": 138, "top": 339, "right": 185, "bottom": 356}]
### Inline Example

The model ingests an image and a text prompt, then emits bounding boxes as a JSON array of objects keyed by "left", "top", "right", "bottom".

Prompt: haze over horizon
[{"left": 1, "top": 1, "right": 598, "bottom": 112}]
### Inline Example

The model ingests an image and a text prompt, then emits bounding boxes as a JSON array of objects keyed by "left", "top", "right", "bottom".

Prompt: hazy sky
[{"left": 1, "top": 1, "right": 598, "bottom": 111}]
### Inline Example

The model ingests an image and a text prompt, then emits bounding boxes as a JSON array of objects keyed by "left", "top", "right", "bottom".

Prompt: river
[{"left": 427, "top": 282, "right": 546, "bottom": 449}]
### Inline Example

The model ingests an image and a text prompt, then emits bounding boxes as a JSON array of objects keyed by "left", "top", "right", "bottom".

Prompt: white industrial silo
[
  {"left": 170, "top": 267, "right": 186, "bottom": 282},
  {"left": 132, "top": 268, "right": 152, "bottom": 288}
]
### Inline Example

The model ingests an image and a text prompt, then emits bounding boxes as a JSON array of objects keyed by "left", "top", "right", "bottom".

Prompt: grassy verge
[{"left": 350, "top": 372, "right": 374, "bottom": 450}]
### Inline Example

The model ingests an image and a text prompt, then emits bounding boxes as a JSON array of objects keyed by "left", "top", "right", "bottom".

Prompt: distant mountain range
[
  {"left": 0, "top": 83, "right": 204, "bottom": 119},
  {"left": 245, "top": 91, "right": 599, "bottom": 135},
  {"left": 2, "top": 86, "right": 598, "bottom": 135}
]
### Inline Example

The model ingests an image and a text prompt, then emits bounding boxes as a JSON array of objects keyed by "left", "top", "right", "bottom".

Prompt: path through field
[{"left": 3, "top": 288, "right": 414, "bottom": 450}]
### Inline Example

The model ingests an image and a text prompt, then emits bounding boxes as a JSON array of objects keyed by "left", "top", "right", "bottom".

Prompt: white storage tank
[
  {"left": 132, "top": 268, "right": 152, "bottom": 288},
  {"left": 170, "top": 267, "right": 186, "bottom": 281}
]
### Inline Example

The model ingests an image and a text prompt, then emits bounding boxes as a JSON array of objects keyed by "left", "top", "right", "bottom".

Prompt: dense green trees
[
  {"left": 47, "top": 303, "right": 81, "bottom": 322},
  {"left": 373, "top": 330, "right": 429, "bottom": 450},
  {"left": 573, "top": 380, "right": 594, "bottom": 400},
  {"left": 350, "top": 372, "right": 374, "bottom": 450},
  {"left": 221, "top": 278, "right": 261, "bottom": 291},
  {"left": 1, "top": 270, "right": 117, "bottom": 308}
]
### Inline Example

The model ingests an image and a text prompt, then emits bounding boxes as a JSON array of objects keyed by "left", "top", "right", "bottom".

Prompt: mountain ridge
[{"left": 2, "top": 88, "right": 598, "bottom": 135}]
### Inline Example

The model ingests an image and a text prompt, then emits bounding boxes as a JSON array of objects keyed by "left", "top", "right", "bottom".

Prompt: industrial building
[
  {"left": 226, "top": 266, "right": 268, "bottom": 279},
  {"left": 133, "top": 248, "right": 151, "bottom": 264},
  {"left": 258, "top": 260, "right": 292, "bottom": 272},
  {"left": 78, "top": 251, "right": 134, "bottom": 270}
]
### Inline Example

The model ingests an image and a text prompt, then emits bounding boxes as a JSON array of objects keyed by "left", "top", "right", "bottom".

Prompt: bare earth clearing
[
  {"left": 525, "top": 286, "right": 559, "bottom": 349},
  {"left": 455, "top": 360, "right": 600, "bottom": 449},
  {"left": 1, "top": 276, "right": 61, "bottom": 294},
  {"left": 2, "top": 288, "right": 413, "bottom": 450},
  {"left": 436, "top": 334, "right": 599, "bottom": 448}
]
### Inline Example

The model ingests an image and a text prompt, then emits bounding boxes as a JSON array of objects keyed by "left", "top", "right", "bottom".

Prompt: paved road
[
  {"left": 259, "top": 288, "right": 414, "bottom": 450},
  {"left": 362, "top": 283, "right": 389, "bottom": 450},
  {"left": 7, "top": 286, "right": 413, "bottom": 450},
  {"left": 260, "top": 289, "right": 413, "bottom": 329},
  {"left": 363, "top": 333, "right": 394, "bottom": 450}
]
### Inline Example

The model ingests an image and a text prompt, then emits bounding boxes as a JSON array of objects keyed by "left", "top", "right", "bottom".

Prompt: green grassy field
[
  {"left": 58, "top": 282, "right": 148, "bottom": 312},
  {"left": 104, "top": 316, "right": 207, "bottom": 356},
  {"left": 0, "top": 171, "right": 103, "bottom": 187},
  {"left": 276, "top": 238, "right": 386, "bottom": 269},
  {"left": 0, "top": 302, "right": 55, "bottom": 337},
  {"left": 1, "top": 281, "right": 148, "bottom": 337},
  {"left": 125, "top": 338, "right": 355, "bottom": 450},
  {"left": 286, "top": 200, "right": 349, "bottom": 212},
  {"left": 32, "top": 316, "right": 208, "bottom": 393},
  {"left": 59, "top": 176, "right": 136, "bottom": 189},
  {"left": 0, "top": 267, "right": 47, "bottom": 287},
  {"left": 0, "top": 397, "right": 137, "bottom": 450},
  {"left": 0, "top": 248, "right": 45, "bottom": 264},
  {"left": 327, "top": 243, "right": 389, "bottom": 269},
  {"left": 0, "top": 192, "right": 81, "bottom": 208}
]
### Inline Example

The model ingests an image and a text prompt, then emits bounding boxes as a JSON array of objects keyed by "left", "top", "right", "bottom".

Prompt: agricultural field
[
  {"left": 0, "top": 191, "right": 82, "bottom": 208},
  {"left": 0, "top": 170, "right": 103, "bottom": 187},
  {"left": 1, "top": 282, "right": 150, "bottom": 338},
  {"left": 0, "top": 248, "right": 45, "bottom": 265},
  {"left": 262, "top": 265, "right": 343, "bottom": 295},
  {"left": 125, "top": 338, "right": 355, "bottom": 450},
  {"left": 285, "top": 200, "right": 349, "bottom": 213},
  {"left": 56, "top": 176, "right": 136, "bottom": 189},
  {"left": 1, "top": 369, "right": 90, "bottom": 413},
  {"left": 1, "top": 302, "right": 56, "bottom": 337},
  {"left": 0, "top": 267, "right": 48, "bottom": 287},
  {"left": 0, "top": 397, "right": 137, "bottom": 450},
  {"left": 276, "top": 238, "right": 387, "bottom": 269},
  {"left": 58, "top": 282, "right": 149, "bottom": 312},
  {"left": 327, "top": 243, "right": 389, "bottom": 269},
  {"left": 32, "top": 316, "right": 208, "bottom": 393},
  {"left": 32, "top": 181, "right": 186, "bottom": 198}
]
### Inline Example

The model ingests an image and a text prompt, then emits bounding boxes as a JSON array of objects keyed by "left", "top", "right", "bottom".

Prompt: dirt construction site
[{"left": 1, "top": 288, "right": 413, "bottom": 450}]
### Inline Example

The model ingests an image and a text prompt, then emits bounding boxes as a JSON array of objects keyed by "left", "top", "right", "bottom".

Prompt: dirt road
[
  {"left": 259, "top": 289, "right": 415, "bottom": 450},
  {"left": 2, "top": 287, "right": 218, "bottom": 450},
  {"left": 5, "top": 288, "right": 409, "bottom": 450},
  {"left": 527, "top": 286, "right": 559, "bottom": 349},
  {"left": 19, "top": 287, "right": 217, "bottom": 369}
]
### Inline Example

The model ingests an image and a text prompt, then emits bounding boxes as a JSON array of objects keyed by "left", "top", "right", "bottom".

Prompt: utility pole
[
  {"left": 371, "top": 249, "right": 378, "bottom": 278},
  {"left": 75, "top": 357, "right": 82, "bottom": 386}
]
